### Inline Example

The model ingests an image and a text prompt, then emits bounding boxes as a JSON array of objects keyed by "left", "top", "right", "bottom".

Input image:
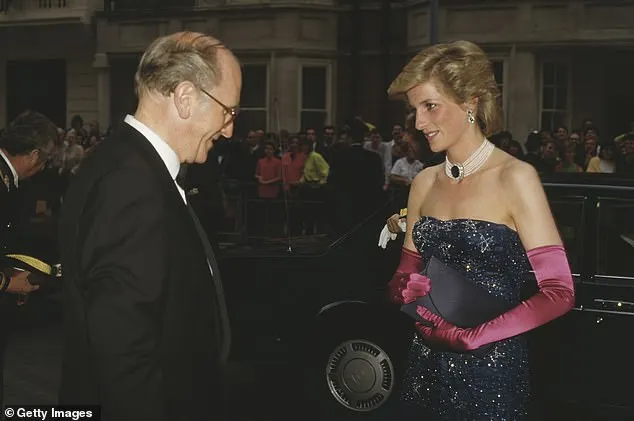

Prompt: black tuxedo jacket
[
  {"left": 327, "top": 143, "right": 386, "bottom": 232},
  {"left": 58, "top": 122, "right": 230, "bottom": 421},
  {"left": 0, "top": 154, "right": 18, "bottom": 409},
  {"left": 0, "top": 154, "right": 18, "bottom": 260},
  {"left": 327, "top": 143, "right": 385, "bottom": 197}
]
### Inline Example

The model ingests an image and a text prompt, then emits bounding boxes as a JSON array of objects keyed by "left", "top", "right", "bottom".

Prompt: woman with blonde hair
[{"left": 385, "top": 40, "right": 574, "bottom": 419}]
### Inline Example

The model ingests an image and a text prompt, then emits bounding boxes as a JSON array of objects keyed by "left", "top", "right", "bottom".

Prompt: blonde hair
[
  {"left": 404, "top": 111, "right": 416, "bottom": 132},
  {"left": 388, "top": 40, "right": 503, "bottom": 137},
  {"left": 135, "top": 31, "right": 226, "bottom": 97}
]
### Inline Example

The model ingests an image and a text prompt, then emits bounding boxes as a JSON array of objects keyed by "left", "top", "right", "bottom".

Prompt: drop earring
[{"left": 467, "top": 110, "right": 476, "bottom": 124}]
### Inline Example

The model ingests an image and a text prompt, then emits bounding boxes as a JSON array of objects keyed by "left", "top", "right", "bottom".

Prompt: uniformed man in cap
[{"left": 0, "top": 110, "right": 57, "bottom": 410}]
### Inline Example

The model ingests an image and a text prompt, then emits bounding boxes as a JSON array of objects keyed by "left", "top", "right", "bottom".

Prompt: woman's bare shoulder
[
  {"left": 497, "top": 152, "right": 562, "bottom": 248},
  {"left": 406, "top": 163, "right": 441, "bottom": 219},
  {"left": 412, "top": 162, "right": 442, "bottom": 190},
  {"left": 498, "top": 152, "right": 539, "bottom": 187}
]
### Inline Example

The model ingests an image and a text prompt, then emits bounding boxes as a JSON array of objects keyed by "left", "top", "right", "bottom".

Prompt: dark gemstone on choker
[{"left": 451, "top": 165, "right": 460, "bottom": 178}]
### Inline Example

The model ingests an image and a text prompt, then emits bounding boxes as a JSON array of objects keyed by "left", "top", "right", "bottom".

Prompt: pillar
[
  {"left": 271, "top": 55, "right": 299, "bottom": 132},
  {"left": 92, "top": 53, "right": 111, "bottom": 131},
  {"left": 508, "top": 49, "right": 539, "bottom": 145}
]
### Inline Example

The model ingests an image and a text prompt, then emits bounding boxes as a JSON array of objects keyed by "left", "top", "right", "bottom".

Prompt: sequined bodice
[
  {"left": 396, "top": 216, "right": 532, "bottom": 419},
  {"left": 412, "top": 216, "right": 531, "bottom": 306}
]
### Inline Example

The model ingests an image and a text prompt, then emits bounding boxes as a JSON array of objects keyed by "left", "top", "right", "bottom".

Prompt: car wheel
[{"left": 323, "top": 337, "right": 395, "bottom": 414}]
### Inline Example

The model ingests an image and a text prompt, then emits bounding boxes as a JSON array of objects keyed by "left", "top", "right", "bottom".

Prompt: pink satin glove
[
  {"left": 415, "top": 245, "right": 575, "bottom": 352},
  {"left": 402, "top": 273, "right": 431, "bottom": 304},
  {"left": 388, "top": 247, "right": 423, "bottom": 304},
  {"left": 415, "top": 306, "right": 473, "bottom": 351}
]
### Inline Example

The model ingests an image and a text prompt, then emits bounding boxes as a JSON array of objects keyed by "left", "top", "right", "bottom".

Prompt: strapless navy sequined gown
[{"left": 399, "top": 216, "right": 531, "bottom": 420}]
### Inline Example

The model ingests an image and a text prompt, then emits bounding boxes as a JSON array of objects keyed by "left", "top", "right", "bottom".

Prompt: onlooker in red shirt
[
  {"left": 281, "top": 137, "right": 305, "bottom": 192},
  {"left": 256, "top": 141, "right": 282, "bottom": 198}
]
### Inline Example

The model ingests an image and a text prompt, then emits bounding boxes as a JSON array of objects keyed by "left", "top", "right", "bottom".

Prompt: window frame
[
  {"left": 594, "top": 196, "right": 634, "bottom": 284},
  {"left": 489, "top": 57, "right": 508, "bottom": 129},
  {"left": 239, "top": 61, "right": 270, "bottom": 132},
  {"left": 297, "top": 60, "right": 334, "bottom": 132},
  {"left": 539, "top": 59, "right": 573, "bottom": 132}
]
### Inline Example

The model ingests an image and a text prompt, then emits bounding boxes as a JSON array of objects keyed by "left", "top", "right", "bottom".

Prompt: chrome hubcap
[{"left": 326, "top": 339, "right": 394, "bottom": 412}]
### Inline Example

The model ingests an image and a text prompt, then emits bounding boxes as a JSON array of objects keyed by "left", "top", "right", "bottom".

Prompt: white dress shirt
[
  {"left": 124, "top": 115, "right": 186, "bottom": 203},
  {"left": 0, "top": 148, "right": 19, "bottom": 188},
  {"left": 391, "top": 157, "right": 424, "bottom": 182}
]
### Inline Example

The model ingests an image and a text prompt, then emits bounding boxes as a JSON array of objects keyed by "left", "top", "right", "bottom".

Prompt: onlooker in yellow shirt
[
  {"left": 586, "top": 141, "right": 616, "bottom": 173},
  {"left": 300, "top": 140, "right": 329, "bottom": 184}
]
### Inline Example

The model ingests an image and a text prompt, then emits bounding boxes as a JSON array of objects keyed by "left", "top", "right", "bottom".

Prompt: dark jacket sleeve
[
  {"left": 0, "top": 185, "right": 16, "bottom": 298},
  {"left": 370, "top": 152, "right": 385, "bottom": 190},
  {"left": 78, "top": 168, "right": 168, "bottom": 421},
  {"left": 326, "top": 156, "right": 339, "bottom": 186},
  {"left": 0, "top": 272, "right": 9, "bottom": 296}
]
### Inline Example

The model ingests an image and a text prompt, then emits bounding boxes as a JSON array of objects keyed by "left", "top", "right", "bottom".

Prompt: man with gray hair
[
  {"left": 58, "top": 32, "right": 241, "bottom": 420},
  {"left": 0, "top": 110, "right": 57, "bottom": 411}
]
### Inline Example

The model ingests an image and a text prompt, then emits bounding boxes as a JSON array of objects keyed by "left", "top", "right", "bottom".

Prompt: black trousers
[
  {"left": 0, "top": 334, "right": 5, "bottom": 413},
  {"left": 0, "top": 312, "right": 12, "bottom": 419},
  {"left": 298, "top": 185, "right": 327, "bottom": 234},
  {"left": 0, "top": 297, "right": 19, "bottom": 417}
]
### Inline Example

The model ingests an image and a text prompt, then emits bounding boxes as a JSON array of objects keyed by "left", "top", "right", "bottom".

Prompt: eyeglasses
[{"left": 200, "top": 88, "right": 239, "bottom": 127}]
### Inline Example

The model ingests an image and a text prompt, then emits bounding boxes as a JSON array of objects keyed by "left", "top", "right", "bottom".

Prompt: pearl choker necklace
[{"left": 444, "top": 139, "right": 495, "bottom": 182}]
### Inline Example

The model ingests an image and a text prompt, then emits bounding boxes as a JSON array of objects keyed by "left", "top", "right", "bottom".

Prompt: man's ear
[
  {"left": 172, "top": 81, "right": 198, "bottom": 120},
  {"left": 28, "top": 149, "right": 40, "bottom": 163}
]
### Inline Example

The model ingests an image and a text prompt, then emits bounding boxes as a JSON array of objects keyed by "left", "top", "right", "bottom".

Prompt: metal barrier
[
  {"left": 215, "top": 180, "right": 408, "bottom": 245},
  {"left": 217, "top": 180, "right": 332, "bottom": 244}
]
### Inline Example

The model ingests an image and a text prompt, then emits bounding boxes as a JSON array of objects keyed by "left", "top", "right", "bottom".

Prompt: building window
[
  {"left": 540, "top": 62, "right": 570, "bottom": 132},
  {"left": 234, "top": 64, "right": 268, "bottom": 137},
  {"left": 300, "top": 64, "right": 331, "bottom": 132}
]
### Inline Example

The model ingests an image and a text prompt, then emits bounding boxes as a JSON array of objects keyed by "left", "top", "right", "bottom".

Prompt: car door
[
  {"left": 574, "top": 192, "right": 634, "bottom": 412},
  {"left": 530, "top": 187, "right": 588, "bottom": 408}
]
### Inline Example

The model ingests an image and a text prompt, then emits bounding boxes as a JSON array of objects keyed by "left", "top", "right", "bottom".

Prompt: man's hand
[
  {"left": 6, "top": 271, "right": 39, "bottom": 294},
  {"left": 386, "top": 213, "right": 402, "bottom": 234}
]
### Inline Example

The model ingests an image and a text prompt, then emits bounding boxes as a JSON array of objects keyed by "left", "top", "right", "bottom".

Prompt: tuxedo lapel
[
  {"left": 186, "top": 203, "right": 231, "bottom": 364},
  {"left": 115, "top": 123, "right": 182, "bottom": 205},
  {"left": 115, "top": 122, "right": 231, "bottom": 363},
  {"left": 0, "top": 155, "right": 16, "bottom": 193}
]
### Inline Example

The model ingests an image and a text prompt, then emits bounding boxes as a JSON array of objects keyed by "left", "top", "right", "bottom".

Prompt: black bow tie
[
  {"left": 176, "top": 165, "right": 188, "bottom": 190},
  {"left": 176, "top": 174, "right": 186, "bottom": 190}
]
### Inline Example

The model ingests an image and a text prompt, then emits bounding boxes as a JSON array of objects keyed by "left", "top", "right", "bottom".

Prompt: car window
[
  {"left": 596, "top": 197, "right": 634, "bottom": 280},
  {"left": 547, "top": 196, "right": 584, "bottom": 274}
]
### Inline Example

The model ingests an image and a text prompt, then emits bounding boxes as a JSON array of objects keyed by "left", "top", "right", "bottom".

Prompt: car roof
[{"left": 541, "top": 173, "right": 634, "bottom": 191}]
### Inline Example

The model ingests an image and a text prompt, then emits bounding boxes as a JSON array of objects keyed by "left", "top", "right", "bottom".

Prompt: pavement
[
  {"left": 3, "top": 293, "right": 625, "bottom": 421},
  {"left": 3, "top": 323, "right": 61, "bottom": 406},
  {"left": 1, "top": 292, "right": 317, "bottom": 421},
  {"left": 3, "top": 293, "right": 63, "bottom": 406}
]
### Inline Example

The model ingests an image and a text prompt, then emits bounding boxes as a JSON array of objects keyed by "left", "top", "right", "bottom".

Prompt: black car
[
  {"left": 530, "top": 174, "right": 634, "bottom": 420},
  {"left": 219, "top": 174, "right": 634, "bottom": 420}
]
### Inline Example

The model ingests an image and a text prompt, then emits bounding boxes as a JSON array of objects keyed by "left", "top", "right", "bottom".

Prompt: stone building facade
[{"left": 1, "top": 0, "right": 633, "bottom": 141}]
